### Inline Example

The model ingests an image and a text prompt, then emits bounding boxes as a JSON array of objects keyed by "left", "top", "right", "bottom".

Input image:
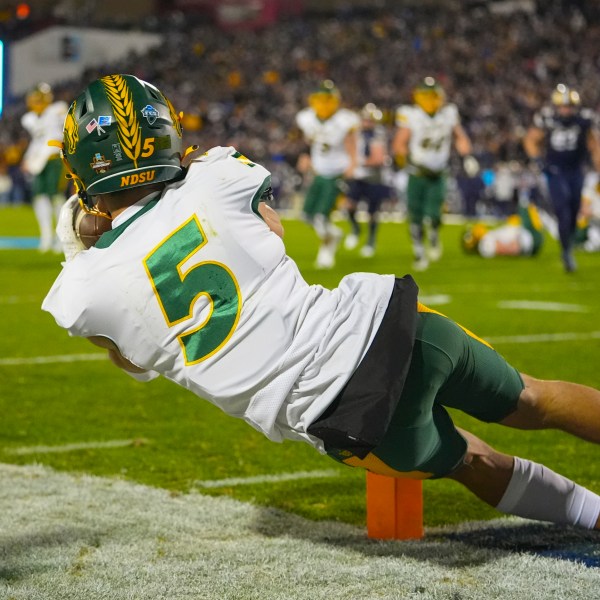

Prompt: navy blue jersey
[{"left": 533, "top": 107, "right": 597, "bottom": 170}]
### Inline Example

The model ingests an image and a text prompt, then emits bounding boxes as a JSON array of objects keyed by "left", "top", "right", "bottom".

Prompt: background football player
[
  {"left": 295, "top": 80, "right": 359, "bottom": 269},
  {"left": 343, "top": 103, "right": 392, "bottom": 258},
  {"left": 392, "top": 77, "right": 475, "bottom": 271},
  {"left": 462, "top": 199, "right": 546, "bottom": 258},
  {"left": 523, "top": 83, "right": 600, "bottom": 272},
  {"left": 20, "top": 83, "right": 69, "bottom": 252}
]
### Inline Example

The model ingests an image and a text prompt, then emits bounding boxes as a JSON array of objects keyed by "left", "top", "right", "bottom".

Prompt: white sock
[
  {"left": 33, "top": 195, "right": 53, "bottom": 250},
  {"left": 496, "top": 457, "right": 600, "bottom": 529}
]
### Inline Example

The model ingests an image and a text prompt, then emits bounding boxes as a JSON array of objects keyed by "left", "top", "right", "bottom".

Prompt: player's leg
[
  {"left": 360, "top": 183, "right": 384, "bottom": 257},
  {"left": 446, "top": 428, "right": 600, "bottom": 529},
  {"left": 415, "top": 309, "right": 600, "bottom": 528},
  {"left": 423, "top": 175, "right": 445, "bottom": 261},
  {"left": 407, "top": 175, "right": 428, "bottom": 270},
  {"left": 30, "top": 162, "right": 57, "bottom": 252},
  {"left": 344, "top": 179, "right": 361, "bottom": 250},
  {"left": 500, "top": 374, "right": 600, "bottom": 444},
  {"left": 546, "top": 172, "right": 577, "bottom": 271}
]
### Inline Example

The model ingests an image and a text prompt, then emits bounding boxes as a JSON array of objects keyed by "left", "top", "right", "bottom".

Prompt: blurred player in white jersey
[
  {"left": 462, "top": 200, "right": 545, "bottom": 258},
  {"left": 344, "top": 103, "right": 391, "bottom": 258},
  {"left": 393, "top": 77, "right": 475, "bottom": 270},
  {"left": 43, "top": 75, "right": 600, "bottom": 533},
  {"left": 21, "top": 83, "right": 69, "bottom": 252},
  {"left": 296, "top": 80, "right": 359, "bottom": 268},
  {"left": 576, "top": 172, "right": 600, "bottom": 252}
]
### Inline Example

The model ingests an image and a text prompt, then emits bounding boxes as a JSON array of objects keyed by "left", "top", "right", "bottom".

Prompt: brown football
[{"left": 73, "top": 203, "right": 113, "bottom": 249}]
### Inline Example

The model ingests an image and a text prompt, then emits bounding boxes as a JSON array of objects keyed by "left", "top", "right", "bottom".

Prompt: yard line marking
[
  {"left": 0, "top": 353, "right": 106, "bottom": 366},
  {"left": 0, "top": 294, "right": 39, "bottom": 304},
  {"left": 195, "top": 469, "right": 341, "bottom": 489},
  {"left": 486, "top": 331, "right": 600, "bottom": 345},
  {"left": 419, "top": 294, "right": 452, "bottom": 306},
  {"left": 5, "top": 438, "right": 149, "bottom": 455},
  {"left": 498, "top": 300, "right": 589, "bottom": 313}
]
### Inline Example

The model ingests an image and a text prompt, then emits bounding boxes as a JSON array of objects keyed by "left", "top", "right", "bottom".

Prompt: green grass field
[{"left": 1, "top": 204, "right": 599, "bottom": 529}]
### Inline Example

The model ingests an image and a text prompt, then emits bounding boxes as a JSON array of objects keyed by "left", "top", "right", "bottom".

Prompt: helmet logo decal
[
  {"left": 141, "top": 104, "right": 159, "bottom": 125},
  {"left": 90, "top": 153, "right": 112, "bottom": 173},
  {"left": 101, "top": 74, "right": 142, "bottom": 168},
  {"left": 85, "top": 118, "right": 105, "bottom": 135},
  {"left": 112, "top": 143, "right": 123, "bottom": 161},
  {"left": 98, "top": 115, "right": 112, "bottom": 126},
  {"left": 163, "top": 96, "right": 182, "bottom": 138},
  {"left": 64, "top": 101, "right": 79, "bottom": 155},
  {"left": 120, "top": 169, "right": 156, "bottom": 187}
]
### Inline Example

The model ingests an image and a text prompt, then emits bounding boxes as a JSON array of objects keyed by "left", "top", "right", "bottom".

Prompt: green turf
[{"left": 0, "top": 205, "right": 599, "bottom": 527}]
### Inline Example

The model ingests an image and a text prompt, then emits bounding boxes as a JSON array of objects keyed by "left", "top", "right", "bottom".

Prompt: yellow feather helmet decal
[
  {"left": 100, "top": 75, "right": 142, "bottom": 168},
  {"left": 63, "top": 101, "right": 79, "bottom": 155},
  {"left": 164, "top": 95, "right": 182, "bottom": 138}
]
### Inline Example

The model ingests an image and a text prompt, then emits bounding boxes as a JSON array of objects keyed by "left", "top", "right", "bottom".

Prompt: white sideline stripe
[
  {"left": 498, "top": 300, "right": 589, "bottom": 313},
  {"left": 0, "top": 352, "right": 106, "bottom": 365},
  {"left": 6, "top": 438, "right": 148, "bottom": 455},
  {"left": 195, "top": 469, "right": 340, "bottom": 489},
  {"left": 487, "top": 331, "right": 600, "bottom": 345}
]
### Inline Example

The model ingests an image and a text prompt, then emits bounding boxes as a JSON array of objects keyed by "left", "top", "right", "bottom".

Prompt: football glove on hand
[{"left": 56, "top": 194, "right": 86, "bottom": 262}]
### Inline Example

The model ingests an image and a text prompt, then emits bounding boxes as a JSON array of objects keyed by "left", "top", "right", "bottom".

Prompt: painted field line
[
  {"left": 0, "top": 352, "right": 106, "bottom": 366},
  {"left": 0, "top": 294, "right": 39, "bottom": 304},
  {"left": 195, "top": 468, "right": 340, "bottom": 489},
  {"left": 486, "top": 331, "right": 600, "bottom": 345},
  {"left": 5, "top": 438, "right": 149, "bottom": 455},
  {"left": 498, "top": 300, "right": 589, "bottom": 313}
]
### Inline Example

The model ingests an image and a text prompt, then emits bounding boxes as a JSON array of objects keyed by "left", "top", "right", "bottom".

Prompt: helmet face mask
[
  {"left": 308, "top": 80, "right": 341, "bottom": 121},
  {"left": 413, "top": 77, "right": 445, "bottom": 115},
  {"left": 61, "top": 74, "right": 184, "bottom": 206}
]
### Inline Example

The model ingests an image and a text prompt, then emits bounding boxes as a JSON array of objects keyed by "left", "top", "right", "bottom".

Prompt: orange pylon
[{"left": 366, "top": 472, "right": 424, "bottom": 539}]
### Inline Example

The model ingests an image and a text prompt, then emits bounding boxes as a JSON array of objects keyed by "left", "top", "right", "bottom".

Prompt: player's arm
[
  {"left": 343, "top": 129, "right": 358, "bottom": 178},
  {"left": 258, "top": 201, "right": 284, "bottom": 238},
  {"left": 523, "top": 126, "right": 545, "bottom": 159},
  {"left": 453, "top": 123, "right": 472, "bottom": 157},
  {"left": 586, "top": 126, "right": 600, "bottom": 172},
  {"left": 392, "top": 126, "right": 411, "bottom": 168},
  {"left": 87, "top": 335, "right": 148, "bottom": 374}
]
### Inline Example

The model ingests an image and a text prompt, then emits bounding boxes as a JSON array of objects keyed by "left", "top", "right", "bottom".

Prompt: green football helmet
[{"left": 60, "top": 74, "right": 184, "bottom": 206}]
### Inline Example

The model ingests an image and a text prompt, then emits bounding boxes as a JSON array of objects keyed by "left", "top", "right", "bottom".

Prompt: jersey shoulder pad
[
  {"left": 337, "top": 108, "right": 360, "bottom": 128},
  {"left": 444, "top": 103, "right": 460, "bottom": 122},
  {"left": 580, "top": 108, "right": 597, "bottom": 124},
  {"left": 190, "top": 146, "right": 270, "bottom": 185},
  {"left": 395, "top": 105, "right": 413, "bottom": 126},
  {"left": 296, "top": 107, "right": 314, "bottom": 130}
]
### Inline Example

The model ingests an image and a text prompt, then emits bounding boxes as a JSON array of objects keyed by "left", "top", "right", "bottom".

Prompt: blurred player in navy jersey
[
  {"left": 524, "top": 84, "right": 600, "bottom": 272},
  {"left": 343, "top": 103, "right": 391, "bottom": 258}
]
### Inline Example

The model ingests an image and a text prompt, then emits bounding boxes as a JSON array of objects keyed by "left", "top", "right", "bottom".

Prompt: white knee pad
[{"left": 496, "top": 457, "right": 600, "bottom": 529}]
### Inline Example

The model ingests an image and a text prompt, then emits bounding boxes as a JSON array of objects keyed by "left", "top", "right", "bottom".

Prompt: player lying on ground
[{"left": 44, "top": 75, "right": 600, "bottom": 532}]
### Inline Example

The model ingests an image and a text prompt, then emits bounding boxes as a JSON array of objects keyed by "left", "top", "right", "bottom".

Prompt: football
[{"left": 73, "top": 202, "right": 113, "bottom": 249}]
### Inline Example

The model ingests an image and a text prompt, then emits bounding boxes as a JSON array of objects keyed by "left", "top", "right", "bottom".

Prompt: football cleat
[{"left": 344, "top": 233, "right": 359, "bottom": 250}]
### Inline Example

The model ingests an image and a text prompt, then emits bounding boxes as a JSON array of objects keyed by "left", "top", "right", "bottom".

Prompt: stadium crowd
[{"left": 1, "top": 1, "right": 599, "bottom": 212}]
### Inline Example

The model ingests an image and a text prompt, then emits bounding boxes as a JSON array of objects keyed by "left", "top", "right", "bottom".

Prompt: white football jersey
[
  {"left": 296, "top": 108, "right": 360, "bottom": 177},
  {"left": 395, "top": 104, "right": 459, "bottom": 173},
  {"left": 42, "top": 146, "right": 394, "bottom": 451},
  {"left": 21, "top": 101, "right": 69, "bottom": 175}
]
